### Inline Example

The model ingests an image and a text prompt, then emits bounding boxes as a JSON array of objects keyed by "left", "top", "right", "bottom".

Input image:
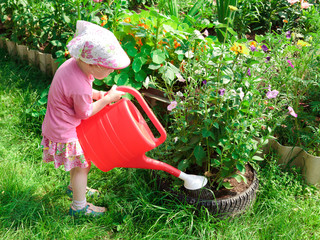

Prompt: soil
[
  {"left": 158, "top": 164, "right": 255, "bottom": 200},
  {"left": 209, "top": 164, "right": 254, "bottom": 199}
]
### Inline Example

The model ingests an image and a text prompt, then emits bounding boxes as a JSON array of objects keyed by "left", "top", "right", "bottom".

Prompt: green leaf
[
  {"left": 255, "top": 35, "right": 265, "bottom": 43},
  {"left": 215, "top": 148, "right": 222, "bottom": 156},
  {"left": 222, "top": 182, "right": 233, "bottom": 189},
  {"left": 31, "top": 112, "right": 39, "bottom": 117},
  {"left": 135, "top": 70, "right": 147, "bottom": 82},
  {"left": 252, "top": 155, "right": 264, "bottom": 161},
  {"left": 194, "top": 145, "right": 206, "bottom": 166},
  {"left": 201, "top": 129, "right": 215, "bottom": 139},
  {"left": 148, "top": 63, "right": 161, "bottom": 70},
  {"left": 132, "top": 58, "right": 143, "bottom": 73},
  {"left": 114, "top": 73, "right": 129, "bottom": 86},
  {"left": 151, "top": 49, "right": 166, "bottom": 64},
  {"left": 127, "top": 46, "right": 138, "bottom": 57},
  {"left": 93, "top": 79, "right": 104, "bottom": 86},
  {"left": 39, "top": 109, "right": 47, "bottom": 116},
  {"left": 37, "top": 96, "right": 47, "bottom": 105},
  {"left": 178, "top": 159, "right": 189, "bottom": 171},
  {"left": 140, "top": 44, "right": 152, "bottom": 55},
  {"left": 236, "top": 163, "right": 246, "bottom": 174},
  {"left": 103, "top": 74, "right": 115, "bottom": 86},
  {"left": 123, "top": 42, "right": 137, "bottom": 57},
  {"left": 164, "top": 69, "right": 175, "bottom": 82},
  {"left": 231, "top": 174, "right": 243, "bottom": 183},
  {"left": 213, "top": 122, "right": 219, "bottom": 129},
  {"left": 50, "top": 40, "right": 62, "bottom": 47},
  {"left": 62, "top": 13, "right": 71, "bottom": 24}
]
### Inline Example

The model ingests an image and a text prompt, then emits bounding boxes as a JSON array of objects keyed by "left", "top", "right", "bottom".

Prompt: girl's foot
[
  {"left": 69, "top": 202, "right": 106, "bottom": 217},
  {"left": 66, "top": 186, "right": 100, "bottom": 198}
]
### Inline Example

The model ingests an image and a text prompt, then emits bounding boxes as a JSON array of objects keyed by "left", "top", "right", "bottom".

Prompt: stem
[{"left": 77, "top": 0, "right": 81, "bottom": 20}]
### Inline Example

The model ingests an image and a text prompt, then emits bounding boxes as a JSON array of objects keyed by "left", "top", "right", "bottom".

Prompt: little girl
[{"left": 41, "top": 20, "right": 130, "bottom": 217}]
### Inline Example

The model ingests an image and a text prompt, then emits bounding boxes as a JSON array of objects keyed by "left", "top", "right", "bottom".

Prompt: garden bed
[{"left": 155, "top": 164, "right": 258, "bottom": 217}]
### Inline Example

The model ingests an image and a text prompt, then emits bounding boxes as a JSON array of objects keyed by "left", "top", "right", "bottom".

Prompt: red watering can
[{"left": 76, "top": 86, "right": 207, "bottom": 190}]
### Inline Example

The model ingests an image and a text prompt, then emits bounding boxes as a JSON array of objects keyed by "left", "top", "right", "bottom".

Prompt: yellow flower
[
  {"left": 64, "top": 50, "right": 69, "bottom": 57},
  {"left": 297, "top": 40, "right": 311, "bottom": 47},
  {"left": 250, "top": 41, "right": 257, "bottom": 47},
  {"left": 124, "top": 17, "right": 131, "bottom": 23},
  {"left": 101, "top": 15, "right": 108, "bottom": 21},
  {"left": 228, "top": 5, "right": 238, "bottom": 11},
  {"left": 230, "top": 42, "right": 249, "bottom": 55}
]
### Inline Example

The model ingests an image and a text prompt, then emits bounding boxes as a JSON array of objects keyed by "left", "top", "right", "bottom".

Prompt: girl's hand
[
  {"left": 90, "top": 85, "right": 125, "bottom": 117},
  {"left": 103, "top": 85, "right": 125, "bottom": 103},
  {"left": 92, "top": 89, "right": 106, "bottom": 100},
  {"left": 97, "top": 91, "right": 105, "bottom": 100}
]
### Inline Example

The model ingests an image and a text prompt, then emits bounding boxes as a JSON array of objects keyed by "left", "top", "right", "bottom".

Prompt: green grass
[{"left": 1, "top": 47, "right": 320, "bottom": 239}]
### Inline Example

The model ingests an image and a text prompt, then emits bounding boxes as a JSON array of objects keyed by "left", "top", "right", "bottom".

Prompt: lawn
[{"left": 1, "top": 47, "right": 320, "bottom": 239}]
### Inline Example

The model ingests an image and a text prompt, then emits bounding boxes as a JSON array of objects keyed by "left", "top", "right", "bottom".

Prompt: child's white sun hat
[{"left": 67, "top": 20, "right": 130, "bottom": 69}]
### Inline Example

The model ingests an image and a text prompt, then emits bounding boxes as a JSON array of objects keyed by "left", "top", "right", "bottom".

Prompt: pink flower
[
  {"left": 288, "top": 106, "right": 298, "bottom": 118},
  {"left": 218, "top": 88, "right": 226, "bottom": 96},
  {"left": 203, "top": 29, "right": 209, "bottom": 37},
  {"left": 287, "top": 60, "right": 294, "bottom": 68},
  {"left": 176, "top": 73, "right": 185, "bottom": 82},
  {"left": 93, "top": 0, "right": 103, "bottom": 2},
  {"left": 301, "top": 0, "right": 312, "bottom": 9},
  {"left": 266, "top": 90, "right": 279, "bottom": 99},
  {"left": 167, "top": 101, "right": 177, "bottom": 111}
]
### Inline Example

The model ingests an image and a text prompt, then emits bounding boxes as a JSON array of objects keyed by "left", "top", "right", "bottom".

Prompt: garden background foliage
[{"left": 0, "top": 0, "right": 319, "bottom": 189}]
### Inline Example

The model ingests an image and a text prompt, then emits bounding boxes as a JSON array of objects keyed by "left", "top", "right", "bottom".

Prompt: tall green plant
[{"left": 216, "top": 0, "right": 238, "bottom": 42}]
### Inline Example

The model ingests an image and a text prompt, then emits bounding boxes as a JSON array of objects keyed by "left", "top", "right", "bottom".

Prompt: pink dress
[{"left": 41, "top": 58, "right": 94, "bottom": 171}]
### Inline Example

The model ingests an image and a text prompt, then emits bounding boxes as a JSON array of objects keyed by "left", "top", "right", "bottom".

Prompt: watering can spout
[
  {"left": 125, "top": 155, "right": 181, "bottom": 178},
  {"left": 124, "top": 155, "right": 208, "bottom": 190}
]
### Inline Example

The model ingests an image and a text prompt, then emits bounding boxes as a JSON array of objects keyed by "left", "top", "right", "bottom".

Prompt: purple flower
[
  {"left": 202, "top": 80, "right": 207, "bottom": 85},
  {"left": 167, "top": 101, "right": 177, "bottom": 111},
  {"left": 288, "top": 106, "right": 297, "bottom": 118},
  {"left": 287, "top": 60, "right": 294, "bottom": 68},
  {"left": 247, "top": 68, "right": 251, "bottom": 76},
  {"left": 266, "top": 90, "right": 279, "bottom": 99},
  {"left": 286, "top": 31, "right": 291, "bottom": 39},
  {"left": 265, "top": 56, "right": 271, "bottom": 63},
  {"left": 250, "top": 45, "right": 257, "bottom": 51},
  {"left": 261, "top": 44, "right": 268, "bottom": 53},
  {"left": 218, "top": 88, "right": 226, "bottom": 96}
]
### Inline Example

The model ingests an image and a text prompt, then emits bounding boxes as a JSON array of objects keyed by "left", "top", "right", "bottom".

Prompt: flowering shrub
[
  {"left": 94, "top": 7, "right": 199, "bottom": 90},
  {"left": 257, "top": 30, "right": 320, "bottom": 154},
  {"left": 149, "top": 32, "right": 273, "bottom": 189}
]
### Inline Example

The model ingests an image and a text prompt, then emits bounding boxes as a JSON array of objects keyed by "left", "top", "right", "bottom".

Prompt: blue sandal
[{"left": 69, "top": 202, "right": 106, "bottom": 217}]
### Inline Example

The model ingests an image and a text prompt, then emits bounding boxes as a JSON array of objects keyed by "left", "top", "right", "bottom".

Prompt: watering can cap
[{"left": 67, "top": 20, "right": 130, "bottom": 70}]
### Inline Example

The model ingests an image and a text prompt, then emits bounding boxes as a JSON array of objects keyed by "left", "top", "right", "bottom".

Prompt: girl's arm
[
  {"left": 92, "top": 89, "right": 106, "bottom": 101},
  {"left": 90, "top": 85, "right": 124, "bottom": 117}
]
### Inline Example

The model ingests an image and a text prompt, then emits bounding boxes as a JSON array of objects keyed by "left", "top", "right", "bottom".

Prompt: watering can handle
[{"left": 116, "top": 86, "right": 167, "bottom": 147}]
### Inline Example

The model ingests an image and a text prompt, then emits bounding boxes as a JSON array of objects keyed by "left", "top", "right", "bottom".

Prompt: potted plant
[{"left": 145, "top": 28, "right": 278, "bottom": 216}]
